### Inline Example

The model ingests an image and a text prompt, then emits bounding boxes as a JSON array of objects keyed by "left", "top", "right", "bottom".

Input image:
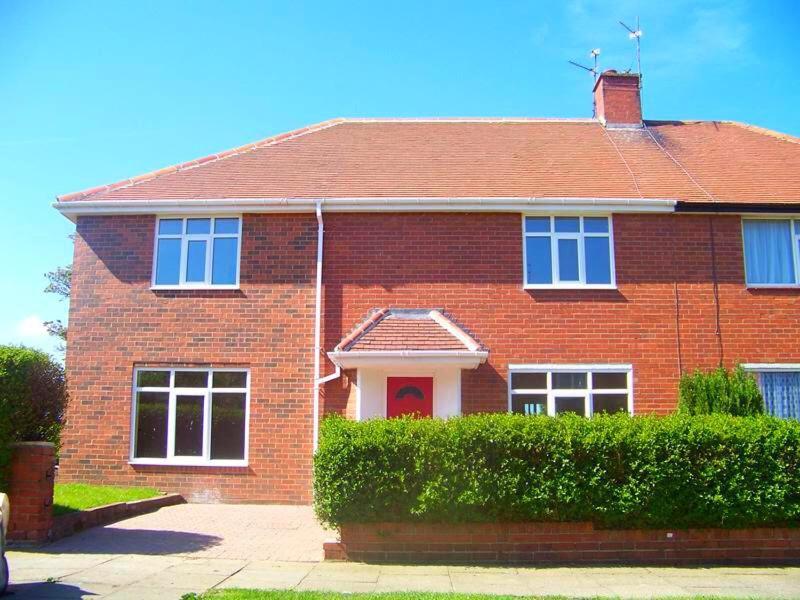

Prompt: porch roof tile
[{"left": 335, "top": 309, "right": 482, "bottom": 352}]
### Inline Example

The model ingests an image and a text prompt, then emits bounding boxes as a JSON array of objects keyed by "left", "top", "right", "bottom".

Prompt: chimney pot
[{"left": 593, "top": 70, "right": 642, "bottom": 127}]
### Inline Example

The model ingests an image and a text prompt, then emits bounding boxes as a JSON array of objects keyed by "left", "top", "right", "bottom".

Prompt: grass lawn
[
  {"left": 196, "top": 592, "right": 736, "bottom": 600},
  {"left": 198, "top": 593, "right": 566, "bottom": 600},
  {"left": 53, "top": 483, "right": 161, "bottom": 516}
]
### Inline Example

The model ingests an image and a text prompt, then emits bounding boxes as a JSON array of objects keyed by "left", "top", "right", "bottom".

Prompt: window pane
[
  {"left": 215, "top": 218, "right": 240, "bottom": 234},
  {"left": 593, "top": 372, "right": 627, "bottom": 389},
  {"left": 186, "top": 218, "right": 211, "bottom": 234},
  {"left": 593, "top": 393, "right": 628, "bottom": 414},
  {"left": 553, "top": 372, "right": 587, "bottom": 389},
  {"left": 158, "top": 219, "right": 182, "bottom": 235},
  {"left": 525, "top": 236, "right": 552, "bottom": 285},
  {"left": 584, "top": 217, "right": 609, "bottom": 233},
  {"left": 137, "top": 370, "right": 170, "bottom": 388},
  {"left": 585, "top": 237, "right": 611, "bottom": 284},
  {"left": 212, "top": 238, "right": 238, "bottom": 285},
  {"left": 759, "top": 372, "right": 800, "bottom": 419},
  {"left": 174, "top": 394, "right": 204, "bottom": 457},
  {"left": 175, "top": 371, "right": 208, "bottom": 388},
  {"left": 555, "top": 396, "right": 585, "bottom": 415},
  {"left": 213, "top": 371, "right": 247, "bottom": 388},
  {"left": 743, "top": 220, "right": 795, "bottom": 284},
  {"left": 554, "top": 217, "right": 580, "bottom": 233},
  {"left": 557, "top": 238, "right": 579, "bottom": 281},
  {"left": 211, "top": 393, "right": 246, "bottom": 460},
  {"left": 511, "top": 394, "right": 547, "bottom": 416},
  {"left": 525, "top": 217, "right": 550, "bottom": 233},
  {"left": 134, "top": 392, "right": 168, "bottom": 458},
  {"left": 155, "top": 238, "right": 181, "bottom": 285},
  {"left": 510, "top": 372, "right": 546, "bottom": 390},
  {"left": 185, "top": 240, "right": 207, "bottom": 282}
]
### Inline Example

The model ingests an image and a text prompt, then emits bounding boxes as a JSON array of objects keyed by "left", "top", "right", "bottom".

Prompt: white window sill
[
  {"left": 746, "top": 284, "right": 800, "bottom": 289},
  {"left": 523, "top": 284, "right": 618, "bottom": 290},
  {"left": 150, "top": 284, "right": 240, "bottom": 291},
  {"left": 129, "top": 458, "right": 248, "bottom": 468}
]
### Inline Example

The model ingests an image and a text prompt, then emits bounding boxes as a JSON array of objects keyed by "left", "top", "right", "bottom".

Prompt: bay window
[{"left": 131, "top": 368, "right": 249, "bottom": 466}]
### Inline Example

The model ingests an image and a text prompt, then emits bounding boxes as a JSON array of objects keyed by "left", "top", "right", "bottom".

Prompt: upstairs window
[
  {"left": 509, "top": 365, "right": 632, "bottom": 417},
  {"left": 523, "top": 216, "right": 615, "bottom": 288},
  {"left": 153, "top": 216, "right": 241, "bottom": 288},
  {"left": 742, "top": 219, "right": 800, "bottom": 286}
]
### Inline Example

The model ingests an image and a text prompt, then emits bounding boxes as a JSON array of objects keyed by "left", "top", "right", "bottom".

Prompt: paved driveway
[{"left": 7, "top": 504, "right": 800, "bottom": 599}]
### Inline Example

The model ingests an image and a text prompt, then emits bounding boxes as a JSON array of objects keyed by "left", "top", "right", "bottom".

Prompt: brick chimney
[{"left": 593, "top": 70, "right": 642, "bottom": 127}]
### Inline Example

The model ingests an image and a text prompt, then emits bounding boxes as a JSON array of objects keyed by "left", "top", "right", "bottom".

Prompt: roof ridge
[
  {"left": 57, "top": 119, "right": 346, "bottom": 202},
  {"left": 335, "top": 308, "right": 389, "bottom": 351},
  {"left": 723, "top": 121, "right": 800, "bottom": 146},
  {"left": 340, "top": 117, "right": 597, "bottom": 123}
]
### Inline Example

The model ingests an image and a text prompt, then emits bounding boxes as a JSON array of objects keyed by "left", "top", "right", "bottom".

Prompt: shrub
[
  {"left": 0, "top": 345, "right": 68, "bottom": 488},
  {"left": 678, "top": 365, "right": 764, "bottom": 416},
  {"left": 313, "top": 413, "right": 800, "bottom": 530}
]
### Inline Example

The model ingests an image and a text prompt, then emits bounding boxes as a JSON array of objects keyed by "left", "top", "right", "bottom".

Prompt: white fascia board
[
  {"left": 328, "top": 350, "right": 489, "bottom": 370},
  {"left": 54, "top": 197, "right": 677, "bottom": 221}
]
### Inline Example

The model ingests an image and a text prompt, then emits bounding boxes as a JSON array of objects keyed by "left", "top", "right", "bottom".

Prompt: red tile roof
[
  {"left": 58, "top": 118, "right": 800, "bottom": 205},
  {"left": 335, "top": 309, "right": 481, "bottom": 352}
]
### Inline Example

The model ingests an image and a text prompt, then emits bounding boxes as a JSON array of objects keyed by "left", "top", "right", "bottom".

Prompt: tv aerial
[{"left": 568, "top": 48, "right": 601, "bottom": 116}]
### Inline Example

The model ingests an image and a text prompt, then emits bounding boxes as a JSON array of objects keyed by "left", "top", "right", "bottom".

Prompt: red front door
[{"left": 386, "top": 377, "right": 433, "bottom": 418}]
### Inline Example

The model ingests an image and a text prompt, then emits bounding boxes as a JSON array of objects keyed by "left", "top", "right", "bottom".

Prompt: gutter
[{"left": 53, "top": 196, "right": 678, "bottom": 221}]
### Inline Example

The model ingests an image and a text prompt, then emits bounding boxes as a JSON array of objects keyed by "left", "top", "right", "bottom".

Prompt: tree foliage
[{"left": 678, "top": 365, "right": 764, "bottom": 416}]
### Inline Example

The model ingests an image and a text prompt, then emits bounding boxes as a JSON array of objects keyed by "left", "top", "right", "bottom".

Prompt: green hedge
[
  {"left": 678, "top": 366, "right": 764, "bottom": 416},
  {"left": 0, "top": 345, "right": 68, "bottom": 489},
  {"left": 313, "top": 413, "right": 800, "bottom": 530}
]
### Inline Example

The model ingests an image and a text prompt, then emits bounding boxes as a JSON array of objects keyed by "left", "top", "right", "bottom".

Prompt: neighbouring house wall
[
  {"left": 60, "top": 214, "right": 318, "bottom": 503},
  {"left": 321, "top": 212, "right": 800, "bottom": 418}
]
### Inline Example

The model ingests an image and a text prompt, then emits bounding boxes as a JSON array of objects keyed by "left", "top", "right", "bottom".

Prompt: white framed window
[
  {"left": 130, "top": 367, "right": 249, "bottom": 466},
  {"left": 152, "top": 216, "right": 241, "bottom": 289},
  {"left": 507, "top": 364, "right": 632, "bottom": 417},
  {"left": 522, "top": 215, "right": 616, "bottom": 289},
  {"left": 742, "top": 364, "right": 800, "bottom": 420},
  {"left": 742, "top": 218, "right": 800, "bottom": 287}
]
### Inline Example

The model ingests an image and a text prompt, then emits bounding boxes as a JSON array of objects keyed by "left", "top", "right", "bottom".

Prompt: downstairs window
[
  {"left": 132, "top": 368, "right": 249, "bottom": 465},
  {"left": 508, "top": 365, "right": 632, "bottom": 417},
  {"left": 745, "top": 366, "right": 800, "bottom": 420}
]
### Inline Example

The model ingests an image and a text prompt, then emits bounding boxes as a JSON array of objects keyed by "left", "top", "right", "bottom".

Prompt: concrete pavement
[{"left": 6, "top": 504, "right": 800, "bottom": 599}]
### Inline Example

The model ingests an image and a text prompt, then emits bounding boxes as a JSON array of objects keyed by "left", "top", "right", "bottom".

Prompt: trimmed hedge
[
  {"left": 678, "top": 365, "right": 764, "bottom": 416},
  {"left": 313, "top": 413, "right": 800, "bottom": 530}
]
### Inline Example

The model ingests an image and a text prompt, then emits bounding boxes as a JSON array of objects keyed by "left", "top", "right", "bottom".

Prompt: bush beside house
[
  {"left": 0, "top": 345, "right": 68, "bottom": 487},
  {"left": 314, "top": 413, "right": 800, "bottom": 530},
  {"left": 678, "top": 366, "right": 764, "bottom": 416}
]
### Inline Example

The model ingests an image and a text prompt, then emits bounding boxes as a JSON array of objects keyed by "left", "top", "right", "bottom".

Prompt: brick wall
[
  {"left": 330, "top": 521, "right": 800, "bottom": 565},
  {"left": 321, "top": 213, "right": 800, "bottom": 417},
  {"left": 60, "top": 214, "right": 318, "bottom": 503},
  {"left": 7, "top": 443, "right": 55, "bottom": 542},
  {"left": 62, "top": 211, "right": 800, "bottom": 503}
]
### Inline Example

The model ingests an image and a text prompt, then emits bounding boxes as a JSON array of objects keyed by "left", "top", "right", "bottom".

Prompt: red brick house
[{"left": 55, "top": 71, "right": 800, "bottom": 503}]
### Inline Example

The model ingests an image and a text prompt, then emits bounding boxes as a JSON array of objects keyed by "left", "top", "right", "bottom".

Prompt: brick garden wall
[
  {"left": 62, "top": 211, "right": 800, "bottom": 503},
  {"left": 7, "top": 443, "right": 55, "bottom": 542},
  {"left": 330, "top": 521, "right": 800, "bottom": 565}
]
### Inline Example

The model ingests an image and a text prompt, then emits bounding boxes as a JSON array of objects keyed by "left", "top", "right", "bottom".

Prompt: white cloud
[{"left": 15, "top": 314, "right": 48, "bottom": 339}]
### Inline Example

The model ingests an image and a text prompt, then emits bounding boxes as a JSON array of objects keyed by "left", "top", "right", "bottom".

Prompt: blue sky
[{"left": 1, "top": 0, "right": 798, "bottom": 357}]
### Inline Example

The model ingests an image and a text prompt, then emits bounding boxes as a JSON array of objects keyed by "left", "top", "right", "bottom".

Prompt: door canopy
[{"left": 328, "top": 308, "right": 488, "bottom": 369}]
